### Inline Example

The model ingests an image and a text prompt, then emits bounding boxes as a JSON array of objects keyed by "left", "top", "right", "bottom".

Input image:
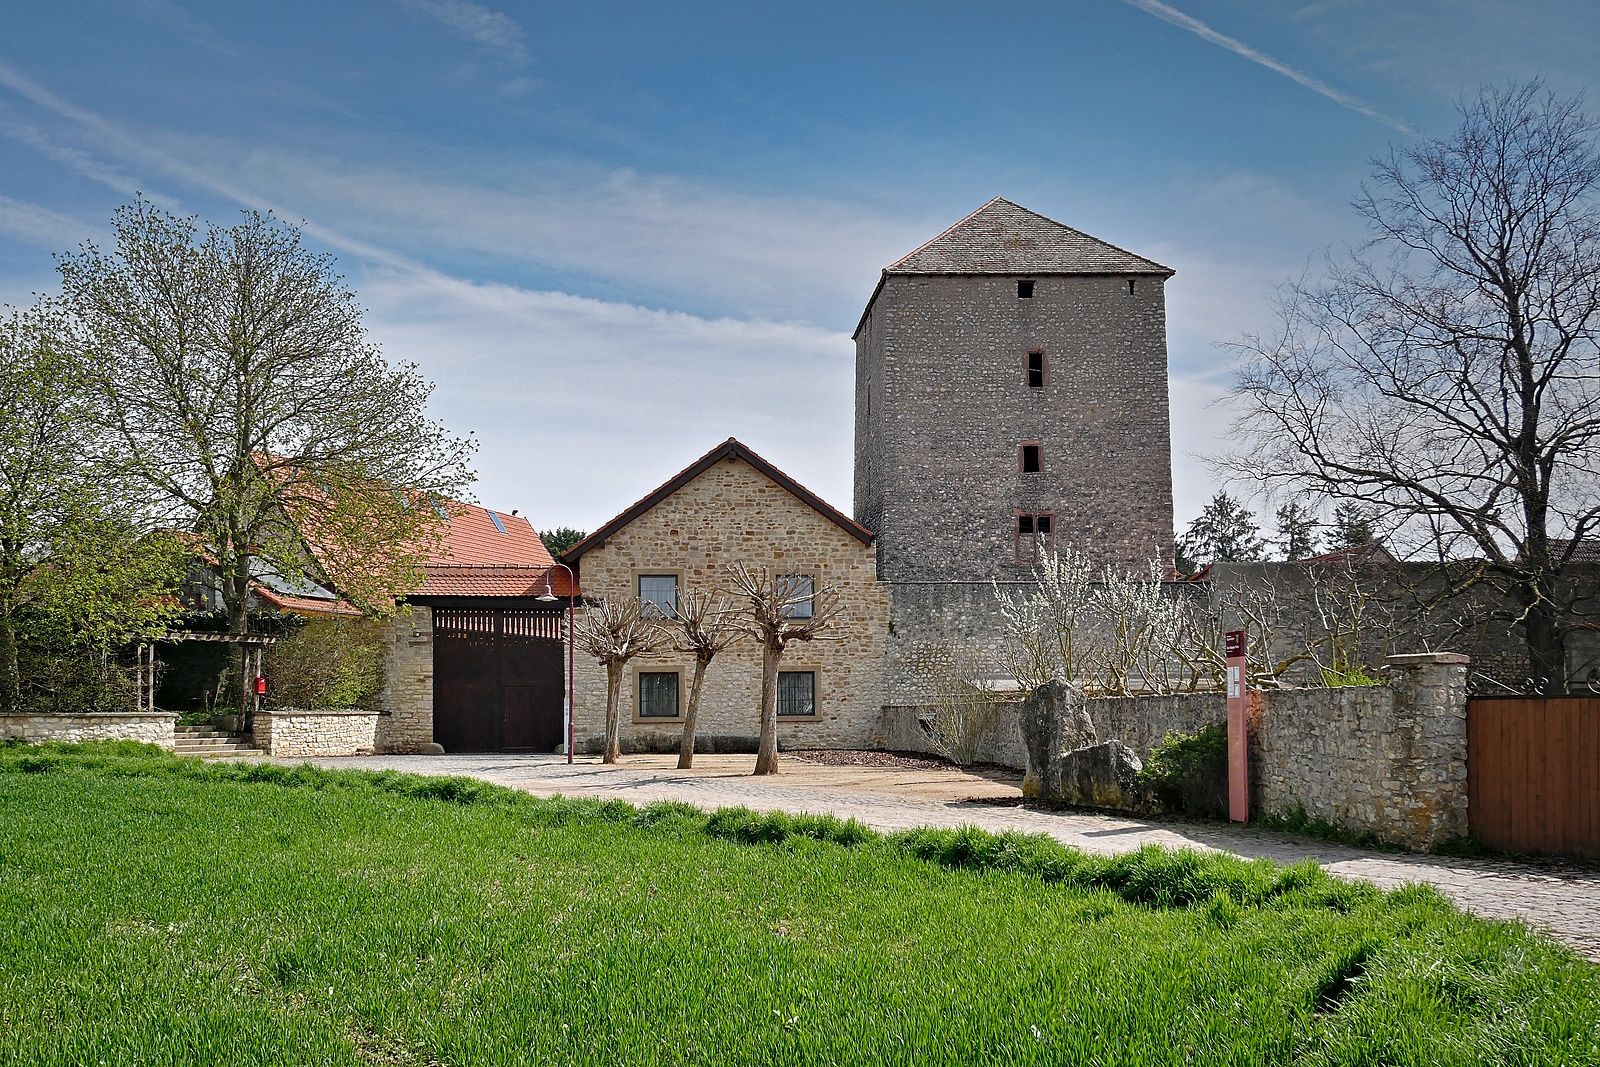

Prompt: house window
[
  {"left": 1020, "top": 443, "right": 1041, "bottom": 474},
  {"left": 1026, "top": 351, "right": 1047, "bottom": 388},
  {"left": 638, "top": 574, "right": 678, "bottom": 618},
  {"left": 1017, "top": 280, "right": 1035, "bottom": 298},
  {"left": 778, "top": 574, "right": 814, "bottom": 619},
  {"left": 777, "top": 671, "right": 816, "bottom": 717},
  {"left": 639, "top": 672, "right": 681, "bottom": 718},
  {"left": 1015, "top": 513, "right": 1055, "bottom": 563}
]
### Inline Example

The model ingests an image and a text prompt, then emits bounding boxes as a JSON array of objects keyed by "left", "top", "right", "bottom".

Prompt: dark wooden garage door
[{"left": 434, "top": 608, "right": 564, "bottom": 753}]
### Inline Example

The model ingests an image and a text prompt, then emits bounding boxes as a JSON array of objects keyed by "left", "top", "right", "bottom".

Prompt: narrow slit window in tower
[
  {"left": 1128, "top": 278, "right": 1137, "bottom": 295},
  {"left": 1026, "top": 351, "right": 1046, "bottom": 388},
  {"left": 1020, "top": 443, "right": 1041, "bottom": 473}
]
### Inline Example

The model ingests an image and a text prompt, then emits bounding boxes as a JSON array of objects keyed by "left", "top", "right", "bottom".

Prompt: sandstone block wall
[
  {"left": 376, "top": 608, "right": 434, "bottom": 754},
  {"left": 855, "top": 273, "right": 1174, "bottom": 582},
  {"left": 0, "top": 712, "right": 176, "bottom": 749},
  {"left": 255, "top": 708, "right": 379, "bottom": 757},
  {"left": 571, "top": 455, "right": 889, "bottom": 753}
]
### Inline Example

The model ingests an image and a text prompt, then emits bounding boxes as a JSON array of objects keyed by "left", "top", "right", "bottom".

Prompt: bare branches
[
  {"left": 1224, "top": 81, "right": 1600, "bottom": 688},
  {"left": 725, "top": 562, "right": 842, "bottom": 775},
  {"left": 575, "top": 594, "right": 666, "bottom": 763},
  {"left": 655, "top": 587, "right": 740, "bottom": 769}
]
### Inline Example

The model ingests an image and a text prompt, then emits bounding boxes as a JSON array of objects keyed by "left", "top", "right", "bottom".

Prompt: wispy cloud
[
  {"left": 1118, "top": 0, "right": 1413, "bottom": 134},
  {"left": 0, "top": 193, "right": 97, "bottom": 252},
  {"left": 400, "top": 0, "right": 529, "bottom": 64}
]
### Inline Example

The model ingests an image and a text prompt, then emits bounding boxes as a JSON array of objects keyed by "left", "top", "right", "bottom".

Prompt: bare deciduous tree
[
  {"left": 575, "top": 595, "right": 664, "bottom": 764},
  {"left": 657, "top": 587, "right": 740, "bottom": 769},
  {"left": 1226, "top": 82, "right": 1600, "bottom": 692},
  {"left": 726, "top": 564, "right": 841, "bottom": 775}
]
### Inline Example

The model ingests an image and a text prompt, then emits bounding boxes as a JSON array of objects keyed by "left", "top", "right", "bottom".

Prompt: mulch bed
[{"left": 787, "top": 749, "right": 957, "bottom": 771}]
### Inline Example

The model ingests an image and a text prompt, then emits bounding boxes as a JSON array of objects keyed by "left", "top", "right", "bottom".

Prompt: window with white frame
[
  {"left": 778, "top": 574, "right": 814, "bottom": 619},
  {"left": 637, "top": 574, "right": 678, "bottom": 618}
]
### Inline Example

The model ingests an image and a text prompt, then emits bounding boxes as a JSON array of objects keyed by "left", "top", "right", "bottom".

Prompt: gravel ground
[{"left": 268, "top": 751, "right": 1600, "bottom": 962}]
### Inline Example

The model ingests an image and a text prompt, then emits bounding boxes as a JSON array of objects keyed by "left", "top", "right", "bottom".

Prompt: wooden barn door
[
  {"left": 1468, "top": 696, "right": 1599, "bottom": 859},
  {"left": 434, "top": 608, "right": 564, "bottom": 753}
]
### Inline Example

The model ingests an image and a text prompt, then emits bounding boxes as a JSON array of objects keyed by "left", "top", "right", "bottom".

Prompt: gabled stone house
[{"left": 561, "top": 439, "right": 890, "bottom": 753}]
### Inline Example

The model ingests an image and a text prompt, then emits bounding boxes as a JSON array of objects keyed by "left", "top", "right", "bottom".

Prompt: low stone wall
[
  {"left": 0, "top": 712, "right": 176, "bottom": 750},
  {"left": 873, "top": 703, "right": 1027, "bottom": 768},
  {"left": 1015, "top": 653, "right": 1469, "bottom": 850},
  {"left": 254, "top": 708, "right": 378, "bottom": 757},
  {"left": 1252, "top": 653, "right": 1469, "bottom": 850}
]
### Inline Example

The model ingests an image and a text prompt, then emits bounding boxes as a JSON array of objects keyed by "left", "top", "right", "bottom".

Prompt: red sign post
[{"left": 1225, "top": 629, "right": 1248, "bottom": 823}]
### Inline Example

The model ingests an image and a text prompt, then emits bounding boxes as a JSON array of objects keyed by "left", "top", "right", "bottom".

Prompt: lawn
[{"left": 1, "top": 743, "right": 1596, "bottom": 1065}]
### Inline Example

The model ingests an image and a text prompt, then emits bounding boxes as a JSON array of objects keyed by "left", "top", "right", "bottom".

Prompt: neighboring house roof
[
  {"left": 855, "top": 198, "right": 1174, "bottom": 337},
  {"left": 414, "top": 564, "right": 576, "bottom": 599},
  {"left": 252, "top": 584, "right": 363, "bottom": 617},
  {"left": 436, "top": 503, "right": 554, "bottom": 567},
  {"left": 562, "top": 437, "right": 873, "bottom": 564}
]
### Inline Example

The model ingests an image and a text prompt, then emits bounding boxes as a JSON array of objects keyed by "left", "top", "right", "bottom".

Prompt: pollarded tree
[
  {"left": 656, "top": 587, "right": 740, "bottom": 769},
  {"left": 1228, "top": 81, "right": 1600, "bottom": 691},
  {"left": 0, "top": 301, "right": 184, "bottom": 713},
  {"left": 575, "top": 595, "right": 665, "bottom": 763},
  {"left": 726, "top": 564, "right": 841, "bottom": 776},
  {"left": 57, "top": 199, "right": 476, "bottom": 714}
]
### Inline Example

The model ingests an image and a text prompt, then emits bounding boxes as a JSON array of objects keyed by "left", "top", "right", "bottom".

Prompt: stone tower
[{"left": 853, "top": 198, "right": 1176, "bottom": 581}]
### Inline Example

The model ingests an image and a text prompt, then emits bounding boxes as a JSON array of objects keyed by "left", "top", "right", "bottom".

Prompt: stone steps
[{"left": 174, "top": 725, "right": 260, "bottom": 757}]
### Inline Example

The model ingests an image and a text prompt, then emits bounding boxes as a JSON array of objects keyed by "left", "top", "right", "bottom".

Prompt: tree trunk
[
  {"left": 0, "top": 609, "right": 18, "bottom": 714},
  {"left": 678, "top": 655, "right": 710, "bottom": 770},
  {"left": 753, "top": 640, "right": 782, "bottom": 775},
  {"left": 603, "top": 659, "right": 623, "bottom": 764},
  {"left": 1523, "top": 598, "right": 1568, "bottom": 695}
]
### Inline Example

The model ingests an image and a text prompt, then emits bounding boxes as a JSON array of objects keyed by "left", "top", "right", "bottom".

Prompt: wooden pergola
[{"left": 136, "top": 631, "right": 278, "bottom": 720}]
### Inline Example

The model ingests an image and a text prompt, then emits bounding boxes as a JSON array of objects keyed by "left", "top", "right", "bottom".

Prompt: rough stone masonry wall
[
  {"left": 571, "top": 456, "right": 889, "bottom": 753},
  {"left": 376, "top": 607, "right": 434, "bottom": 754},
  {"left": 854, "top": 273, "right": 1174, "bottom": 582},
  {"left": 0, "top": 712, "right": 176, "bottom": 750},
  {"left": 1252, "top": 653, "right": 1470, "bottom": 850},
  {"left": 255, "top": 708, "right": 379, "bottom": 757}
]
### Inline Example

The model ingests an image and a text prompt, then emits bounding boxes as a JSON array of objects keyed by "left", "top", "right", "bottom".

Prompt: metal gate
[
  {"left": 433, "top": 608, "right": 564, "bottom": 753},
  {"left": 1467, "top": 696, "right": 1599, "bottom": 858}
]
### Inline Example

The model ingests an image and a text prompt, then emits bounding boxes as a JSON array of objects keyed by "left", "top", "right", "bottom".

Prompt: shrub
[
  {"left": 1319, "top": 666, "right": 1386, "bottom": 687},
  {"left": 1139, "top": 724, "right": 1229, "bottom": 819},
  {"left": 263, "top": 616, "right": 385, "bottom": 709}
]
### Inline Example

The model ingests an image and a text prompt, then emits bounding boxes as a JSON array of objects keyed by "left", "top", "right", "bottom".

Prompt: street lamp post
[{"left": 538, "top": 561, "right": 579, "bottom": 764}]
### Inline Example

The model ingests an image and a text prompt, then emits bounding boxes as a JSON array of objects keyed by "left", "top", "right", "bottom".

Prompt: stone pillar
[
  {"left": 376, "top": 608, "right": 435, "bottom": 754},
  {"left": 1383, "top": 652, "right": 1471, "bottom": 849}
]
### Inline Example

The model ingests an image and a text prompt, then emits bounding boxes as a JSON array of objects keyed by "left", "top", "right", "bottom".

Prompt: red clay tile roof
[
  {"left": 415, "top": 564, "right": 576, "bottom": 598},
  {"left": 253, "top": 584, "right": 364, "bottom": 616},
  {"left": 561, "top": 438, "right": 873, "bottom": 564},
  {"left": 435, "top": 504, "right": 554, "bottom": 567}
]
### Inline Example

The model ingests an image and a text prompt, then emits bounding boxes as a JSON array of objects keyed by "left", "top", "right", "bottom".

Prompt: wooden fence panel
[{"left": 1468, "top": 697, "right": 1600, "bottom": 858}]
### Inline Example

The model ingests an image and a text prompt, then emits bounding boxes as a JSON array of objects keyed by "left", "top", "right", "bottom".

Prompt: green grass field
[{"left": 1, "top": 743, "right": 1596, "bottom": 1065}]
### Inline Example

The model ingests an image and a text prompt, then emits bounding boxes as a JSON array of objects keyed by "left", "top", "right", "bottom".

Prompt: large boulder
[
  {"left": 1053, "top": 740, "right": 1159, "bottom": 814},
  {"left": 1019, "top": 679, "right": 1096, "bottom": 799}
]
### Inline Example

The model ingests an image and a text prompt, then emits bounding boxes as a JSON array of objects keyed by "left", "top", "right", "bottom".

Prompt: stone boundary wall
[
  {"left": 1251, "top": 653, "right": 1469, "bottom": 850},
  {"left": 254, "top": 708, "right": 378, "bottom": 758},
  {"left": 0, "top": 712, "right": 176, "bottom": 750},
  {"left": 1005, "top": 652, "right": 1468, "bottom": 850}
]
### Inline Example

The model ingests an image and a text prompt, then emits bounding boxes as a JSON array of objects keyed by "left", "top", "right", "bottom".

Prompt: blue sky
[{"left": 1, "top": 1, "right": 1594, "bottom": 535}]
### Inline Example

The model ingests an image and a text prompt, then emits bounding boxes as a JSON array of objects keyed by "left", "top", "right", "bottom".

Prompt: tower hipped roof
[
  {"left": 887, "top": 198, "right": 1173, "bottom": 276},
  {"left": 855, "top": 198, "right": 1173, "bottom": 338}
]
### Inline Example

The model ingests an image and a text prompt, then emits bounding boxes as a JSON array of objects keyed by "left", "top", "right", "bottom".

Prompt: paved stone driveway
[{"left": 286, "top": 752, "right": 1600, "bottom": 962}]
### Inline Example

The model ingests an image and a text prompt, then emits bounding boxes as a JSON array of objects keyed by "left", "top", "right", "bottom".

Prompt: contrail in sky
[{"left": 1118, "top": 0, "right": 1413, "bottom": 135}]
